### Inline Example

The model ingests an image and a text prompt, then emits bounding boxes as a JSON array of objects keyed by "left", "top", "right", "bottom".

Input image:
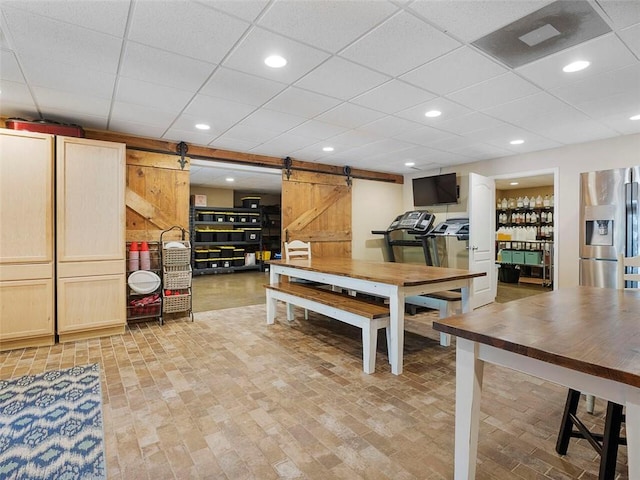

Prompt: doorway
[{"left": 493, "top": 169, "right": 558, "bottom": 302}]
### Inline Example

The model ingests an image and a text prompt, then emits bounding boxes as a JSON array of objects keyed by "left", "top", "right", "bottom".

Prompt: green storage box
[
  {"left": 525, "top": 251, "right": 542, "bottom": 265},
  {"left": 512, "top": 250, "right": 525, "bottom": 264},
  {"left": 501, "top": 250, "right": 513, "bottom": 263}
]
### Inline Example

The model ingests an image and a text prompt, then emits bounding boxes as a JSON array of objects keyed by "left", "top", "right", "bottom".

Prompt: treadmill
[{"left": 371, "top": 211, "right": 436, "bottom": 264}]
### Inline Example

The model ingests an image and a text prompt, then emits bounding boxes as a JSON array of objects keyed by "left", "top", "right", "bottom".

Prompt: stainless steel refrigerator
[{"left": 579, "top": 166, "right": 639, "bottom": 288}]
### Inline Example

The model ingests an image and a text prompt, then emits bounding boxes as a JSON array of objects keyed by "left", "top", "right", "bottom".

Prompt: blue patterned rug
[{"left": 0, "top": 364, "right": 105, "bottom": 479}]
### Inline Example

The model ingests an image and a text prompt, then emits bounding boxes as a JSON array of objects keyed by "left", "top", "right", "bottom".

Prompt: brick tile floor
[{"left": 0, "top": 305, "right": 627, "bottom": 479}]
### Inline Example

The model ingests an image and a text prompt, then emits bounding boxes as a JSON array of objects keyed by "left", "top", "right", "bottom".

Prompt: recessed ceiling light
[
  {"left": 264, "top": 55, "right": 287, "bottom": 68},
  {"left": 404, "top": 161, "right": 415, "bottom": 167},
  {"left": 425, "top": 110, "right": 442, "bottom": 118},
  {"left": 510, "top": 182, "right": 519, "bottom": 186},
  {"left": 195, "top": 123, "right": 210, "bottom": 130},
  {"left": 225, "top": 177, "right": 234, "bottom": 182},
  {"left": 510, "top": 139, "right": 525, "bottom": 145},
  {"left": 630, "top": 114, "right": 640, "bottom": 121},
  {"left": 562, "top": 60, "right": 590, "bottom": 73},
  {"left": 322, "top": 146, "right": 334, "bottom": 152}
]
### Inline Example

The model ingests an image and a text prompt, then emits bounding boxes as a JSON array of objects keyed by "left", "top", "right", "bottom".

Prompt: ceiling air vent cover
[{"left": 471, "top": 0, "right": 611, "bottom": 68}]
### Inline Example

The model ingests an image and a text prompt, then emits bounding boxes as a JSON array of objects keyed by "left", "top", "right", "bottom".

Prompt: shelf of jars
[{"left": 497, "top": 194, "right": 554, "bottom": 210}]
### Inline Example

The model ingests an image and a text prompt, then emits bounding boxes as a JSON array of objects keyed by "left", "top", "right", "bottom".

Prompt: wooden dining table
[
  {"left": 267, "top": 257, "right": 485, "bottom": 375},
  {"left": 433, "top": 286, "right": 640, "bottom": 480}
]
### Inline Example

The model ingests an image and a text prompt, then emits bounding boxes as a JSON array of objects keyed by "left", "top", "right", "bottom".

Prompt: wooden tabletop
[
  {"left": 267, "top": 258, "right": 485, "bottom": 287},
  {"left": 433, "top": 286, "right": 640, "bottom": 388}
]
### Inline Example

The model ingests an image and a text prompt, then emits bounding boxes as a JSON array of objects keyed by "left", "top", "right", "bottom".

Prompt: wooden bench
[
  {"left": 265, "top": 282, "right": 391, "bottom": 374},
  {"left": 405, "top": 290, "right": 462, "bottom": 347}
]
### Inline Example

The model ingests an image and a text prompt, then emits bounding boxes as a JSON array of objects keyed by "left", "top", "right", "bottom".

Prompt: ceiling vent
[{"left": 472, "top": 0, "right": 611, "bottom": 68}]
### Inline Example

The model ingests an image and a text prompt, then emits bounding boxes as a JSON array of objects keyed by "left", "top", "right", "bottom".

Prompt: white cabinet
[
  {"left": 56, "top": 136, "right": 126, "bottom": 341},
  {"left": 0, "top": 129, "right": 55, "bottom": 350}
]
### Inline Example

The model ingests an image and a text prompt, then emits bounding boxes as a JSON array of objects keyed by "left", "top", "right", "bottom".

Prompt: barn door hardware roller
[
  {"left": 176, "top": 141, "right": 188, "bottom": 170},
  {"left": 344, "top": 166, "right": 352, "bottom": 187},
  {"left": 283, "top": 156, "right": 293, "bottom": 180}
]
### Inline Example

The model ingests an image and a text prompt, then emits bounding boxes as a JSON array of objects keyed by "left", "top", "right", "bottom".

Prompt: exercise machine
[{"left": 371, "top": 211, "right": 436, "bottom": 264}]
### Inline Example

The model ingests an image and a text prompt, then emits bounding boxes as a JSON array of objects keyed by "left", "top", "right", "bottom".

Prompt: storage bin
[
  {"left": 233, "top": 257, "right": 244, "bottom": 267},
  {"left": 233, "top": 248, "right": 245, "bottom": 258},
  {"left": 498, "top": 265, "right": 520, "bottom": 283},
  {"left": 163, "top": 289, "right": 191, "bottom": 313},
  {"left": 162, "top": 241, "right": 191, "bottom": 265},
  {"left": 208, "top": 260, "right": 219, "bottom": 268},
  {"left": 208, "top": 249, "right": 221, "bottom": 259},
  {"left": 212, "top": 230, "right": 230, "bottom": 242},
  {"left": 194, "top": 259, "right": 208, "bottom": 269},
  {"left": 525, "top": 251, "right": 543, "bottom": 265},
  {"left": 195, "top": 228, "right": 213, "bottom": 242},
  {"left": 163, "top": 265, "right": 192, "bottom": 289},
  {"left": 198, "top": 211, "right": 214, "bottom": 222},
  {"left": 194, "top": 248, "right": 208, "bottom": 259},
  {"left": 214, "top": 212, "right": 226, "bottom": 222},
  {"left": 220, "top": 258, "right": 233, "bottom": 268},
  {"left": 501, "top": 250, "right": 513, "bottom": 263},
  {"left": 244, "top": 228, "right": 261, "bottom": 242},
  {"left": 225, "top": 213, "right": 237, "bottom": 223},
  {"left": 256, "top": 251, "right": 271, "bottom": 261},
  {"left": 241, "top": 196, "right": 261, "bottom": 209},
  {"left": 229, "top": 230, "right": 244, "bottom": 242},
  {"left": 238, "top": 214, "right": 248, "bottom": 223},
  {"left": 512, "top": 251, "right": 525, "bottom": 264}
]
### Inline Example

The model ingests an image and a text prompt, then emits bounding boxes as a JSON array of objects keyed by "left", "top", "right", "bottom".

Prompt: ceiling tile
[
  {"left": 515, "top": 34, "right": 638, "bottom": 90},
  {"left": 315, "top": 103, "right": 386, "bottom": 129},
  {"left": 32, "top": 86, "right": 111, "bottom": 118},
  {"left": 209, "top": 135, "right": 263, "bottom": 152},
  {"left": 128, "top": 1, "right": 250, "bottom": 63},
  {"left": 447, "top": 73, "right": 541, "bottom": 111},
  {"left": 436, "top": 112, "right": 506, "bottom": 135},
  {"left": 534, "top": 118, "right": 618, "bottom": 144},
  {"left": 2, "top": 6, "right": 122, "bottom": 73},
  {"left": 195, "top": 0, "right": 270, "bottom": 22},
  {"left": 595, "top": 1, "right": 640, "bottom": 29},
  {"left": 200, "top": 67, "right": 287, "bottom": 106},
  {"left": 356, "top": 115, "right": 423, "bottom": 137},
  {"left": 351, "top": 80, "right": 435, "bottom": 114},
  {"left": 19, "top": 56, "right": 115, "bottom": 98},
  {"left": 0, "top": 50, "right": 24, "bottom": 82},
  {"left": 240, "top": 109, "right": 307, "bottom": 133},
  {"left": 182, "top": 94, "right": 256, "bottom": 129},
  {"left": 287, "top": 120, "right": 349, "bottom": 140},
  {"left": 1, "top": 0, "right": 130, "bottom": 36},
  {"left": 326, "top": 129, "right": 381, "bottom": 148},
  {"left": 0, "top": 80, "right": 35, "bottom": 110},
  {"left": 110, "top": 119, "right": 169, "bottom": 140},
  {"left": 395, "top": 97, "right": 472, "bottom": 124},
  {"left": 408, "top": 0, "right": 554, "bottom": 43},
  {"left": 223, "top": 27, "right": 331, "bottom": 84},
  {"left": 340, "top": 11, "right": 460, "bottom": 76},
  {"left": 250, "top": 132, "right": 316, "bottom": 156},
  {"left": 264, "top": 87, "right": 341, "bottom": 117},
  {"left": 46, "top": 110, "right": 108, "bottom": 130},
  {"left": 295, "top": 56, "right": 390, "bottom": 100},
  {"left": 258, "top": 0, "right": 398, "bottom": 53},
  {"left": 110, "top": 101, "right": 177, "bottom": 128},
  {"left": 400, "top": 46, "right": 507, "bottom": 95},
  {"left": 161, "top": 127, "right": 217, "bottom": 146},
  {"left": 618, "top": 23, "right": 640, "bottom": 58},
  {"left": 120, "top": 42, "right": 216, "bottom": 91},
  {"left": 220, "top": 123, "right": 282, "bottom": 144},
  {"left": 115, "top": 77, "right": 194, "bottom": 112},
  {"left": 393, "top": 125, "right": 456, "bottom": 146}
]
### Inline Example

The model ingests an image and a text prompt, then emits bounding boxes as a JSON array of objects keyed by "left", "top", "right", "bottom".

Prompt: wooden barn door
[{"left": 282, "top": 171, "right": 351, "bottom": 258}]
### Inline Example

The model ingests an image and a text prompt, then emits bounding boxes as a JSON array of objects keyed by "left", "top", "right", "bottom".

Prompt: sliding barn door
[{"left": 282, "top": 171, "right": 351, "bottom": 258}]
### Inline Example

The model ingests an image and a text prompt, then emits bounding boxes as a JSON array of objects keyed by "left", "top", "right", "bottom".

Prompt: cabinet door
[
  {"left": 56, "top": 137, "right": 126, "bottom": 338},
  {"left": 56, "top": 136, "right": 125, "bottom": 273},
  {"left": 0, "top": 129, "right": 54, "bottom": 266},
  {"left": 0, "top": 129, "right": 55, "bottom": 350},
  {"left": 57, "top": 274, "right": 125, "bottom": 341}
]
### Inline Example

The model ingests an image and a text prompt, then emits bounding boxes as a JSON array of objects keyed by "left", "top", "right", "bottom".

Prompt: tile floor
[{"left": 0, "top": 297, "right": 627, "bottom": 479}]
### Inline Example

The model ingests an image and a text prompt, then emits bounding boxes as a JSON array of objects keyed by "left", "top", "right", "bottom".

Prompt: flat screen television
[{"left": 412, "top": 173, "right": 458, "bottom": 206}]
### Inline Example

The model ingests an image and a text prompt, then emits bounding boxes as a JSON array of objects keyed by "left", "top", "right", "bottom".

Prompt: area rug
[{"left": 0, "top": 363, "right": 105, "bottom": 479}]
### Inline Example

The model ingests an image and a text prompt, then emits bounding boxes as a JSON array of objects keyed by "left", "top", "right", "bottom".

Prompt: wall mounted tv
[{"left": 412, "top": 172, "right": 458, "bottom": 206}]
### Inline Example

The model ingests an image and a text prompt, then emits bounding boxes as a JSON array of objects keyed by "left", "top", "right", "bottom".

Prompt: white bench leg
[
  {"left": 266, "top": 290, "right": 277, "bottom": 324},
  {"left": 362, "top": 322, "right": 376, "bottom": 374},
  {"left": 286, "top": 302, "right": 295, "bottom": 321},
  {"left": 385, "top": 325, "right": 391, "bottom": 364}
]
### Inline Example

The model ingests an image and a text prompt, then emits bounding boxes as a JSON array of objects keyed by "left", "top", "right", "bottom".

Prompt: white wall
[
  {"left": 405, "top": 133, "right": 640, "bottom": 288},
  {"left": 351, "top": 178, "right": 404, "bottom": 261}
]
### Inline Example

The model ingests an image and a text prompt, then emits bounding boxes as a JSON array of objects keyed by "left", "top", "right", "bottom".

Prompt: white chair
[{"left": 284, "top": 240, "right": 313, "bottom": 319}]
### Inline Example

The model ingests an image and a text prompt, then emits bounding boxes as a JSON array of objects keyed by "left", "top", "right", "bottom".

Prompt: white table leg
[
  {"left": 460, "top": 283, "right": 471, "bottom": 313},
  {"left": 266, "top": 289, "right": 276, "bottom": 324},
  {"left": 389, "top": 287, "right": 404, "bottom": 375},
  {"left": 627, "top": 401, "right": 640, "bottom": 479},
  {"left": 455, "top": 338, "right": 484, "bottom": 480}
]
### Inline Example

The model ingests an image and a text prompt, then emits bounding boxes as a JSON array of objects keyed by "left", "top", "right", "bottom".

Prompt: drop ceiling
[{"left": 1, "top": 0, "right": 639, "bottom": 194}]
